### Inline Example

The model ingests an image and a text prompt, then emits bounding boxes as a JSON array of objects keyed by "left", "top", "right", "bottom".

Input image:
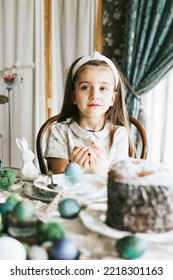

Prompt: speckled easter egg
[
  {"left": 12, "top": 200, "right": 36, "bottom": 223},
  {"left": 0, "top": 236, "right": 27, "bottom": 260},
  {"left": 58, "top": 198, "right": 81, "bottom": 219},
  {"left": 116, "top": 235, "right": 146, "bottom": 259},
  {"left": 49, "top": 238, "right": 80, "bottom": 260},
  {"left": 37, "top": 222, "right": 65, "bottom": 244}
]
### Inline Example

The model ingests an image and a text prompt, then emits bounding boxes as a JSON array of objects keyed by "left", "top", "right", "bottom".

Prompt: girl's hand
[
  {"left": 70, "top": 146, "right": 90, "bottom": 173},
  {"left": 88, "top": 142, "right": 109, "bottom": 177}
]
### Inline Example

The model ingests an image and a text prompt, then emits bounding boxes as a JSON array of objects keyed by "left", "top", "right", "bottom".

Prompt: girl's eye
[
  {"left": 81, "top": 85, "right": 90, "bottom": 90},
  {"left": 100, "top": 86, "right": 109, "bottom": 92}
]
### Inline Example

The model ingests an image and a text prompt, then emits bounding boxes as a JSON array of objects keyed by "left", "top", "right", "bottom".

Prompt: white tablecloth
[{"left": 1, "top": 181, "right": 173, "bottom": 260}]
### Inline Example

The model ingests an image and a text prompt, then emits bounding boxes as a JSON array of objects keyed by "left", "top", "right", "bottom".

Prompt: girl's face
[{"left": 73, "top": 65, "right": 116, "bottom": 121}]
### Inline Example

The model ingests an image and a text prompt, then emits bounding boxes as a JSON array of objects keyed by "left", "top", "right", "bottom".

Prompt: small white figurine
[{"left": 16, "top": 137, "right": 39, "bottom": 181}]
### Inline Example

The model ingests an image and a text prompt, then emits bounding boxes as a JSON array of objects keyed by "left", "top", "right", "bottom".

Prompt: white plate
[
  {"left": 79, "top": 207, "right": 173, "bottom": 243},
  {"left": 33, "top": 174, "right": 107, "bottom": 202},
  {"left": 23, "top": 183, "right": 56, "bottom": 202}
]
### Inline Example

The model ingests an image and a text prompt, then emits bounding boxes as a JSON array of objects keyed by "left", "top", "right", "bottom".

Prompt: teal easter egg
[
  {"left": 0, "top": 199, "right": 18, "bottom": 226},
  {"left": 58, "top": 198, "right": 81, "bottom": 219},
  {"left": 116, "top": 235, "right": 146, "bottom": 259},
  {"left": 49, "top": 238, "right": 80, "bottom": 260},
  {"left": 64, "top": 163, "right": 83, "bottom": 177},
  {"left": 12, "top": 200, "right": 36, "bottom": 223},
  {"left": 37, "top": 222, "right": 65, "bottom": 244},
  {"left": 64, "top": 163, "right": 83, "bottom": 188}
]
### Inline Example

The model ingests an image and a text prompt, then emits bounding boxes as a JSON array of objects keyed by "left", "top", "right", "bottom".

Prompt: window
[{"left": 144, "top": 69, "right": 173, "bottom": 172}]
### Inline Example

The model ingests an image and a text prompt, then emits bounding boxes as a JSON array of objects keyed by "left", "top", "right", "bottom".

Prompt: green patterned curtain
[
  {"left": 103, "top": 0, "right": 127, "bottom": 66},
  {"left": 103, "top": 0, "right": 173, "bottom": 118},
  {"left": 123, "top": 0, "right": 173, "bottom": 118}
]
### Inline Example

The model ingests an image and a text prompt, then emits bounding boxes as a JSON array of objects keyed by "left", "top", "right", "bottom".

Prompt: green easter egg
[
  {"left": 6, "top": 194, "right": 20, "bottom": 205},
  {"left": 37, "top": 222, "right": 65, "bottom": 244},
  {"left": 12, "top": 200, "right": 35, "bottom": 223},
  {"left": 58, "top": 198, "right": 81, "bottom": 219},
  {"left": 116, "top": 235, "right": 146, "bottom": 259}
]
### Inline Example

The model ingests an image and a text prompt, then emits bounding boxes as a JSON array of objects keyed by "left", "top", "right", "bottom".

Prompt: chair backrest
[
  {"left": 129, "top": 115, "right": 148, "bottom": 159},
  {"left": 36, "top": 114, "right": 148, "bottom": 174},
  {"left": 36, "top": 114, "right": 60, "bottom": 175}
]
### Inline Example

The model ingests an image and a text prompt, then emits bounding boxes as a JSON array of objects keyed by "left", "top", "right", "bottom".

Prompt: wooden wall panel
[
  {"left": 44, "top": 0, "right": 52, "bottom": 119},
  {"left": 96, "top": 0, "right": 102, "bottom": 53}
]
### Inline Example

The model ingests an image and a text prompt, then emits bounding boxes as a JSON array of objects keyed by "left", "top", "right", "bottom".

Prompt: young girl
[{"left": 44, "top": 51, "right": 134, "bottom": 176}]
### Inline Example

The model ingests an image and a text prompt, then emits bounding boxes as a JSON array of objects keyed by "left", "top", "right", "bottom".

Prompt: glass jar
[{"left": 0, "top": 134, "right": 3, "bottom": 170}]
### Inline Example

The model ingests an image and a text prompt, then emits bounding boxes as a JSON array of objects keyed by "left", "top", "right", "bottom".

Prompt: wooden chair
[
  {"left": 129, "top": 115, "right": 148, "bottom": 159},
  {"left": 36, "top": 115, "right": 59, "bottom": 175},
  {"left": 36, "top": 114, "right": 148, "bottom": 174}
]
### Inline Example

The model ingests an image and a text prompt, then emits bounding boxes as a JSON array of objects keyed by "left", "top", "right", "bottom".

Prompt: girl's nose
[{"left": 89, "top": 87, "right": 99, "bottom": 99}]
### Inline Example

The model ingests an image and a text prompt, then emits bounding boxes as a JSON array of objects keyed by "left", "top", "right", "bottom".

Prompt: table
[{"left": 1, "top": 180, "right": 173, "bottom": 260}]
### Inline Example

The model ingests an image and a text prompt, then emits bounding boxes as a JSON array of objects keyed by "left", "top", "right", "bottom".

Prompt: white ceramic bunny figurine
[{"left": 16, "top": 137, "right": 39, "bottom": 181}]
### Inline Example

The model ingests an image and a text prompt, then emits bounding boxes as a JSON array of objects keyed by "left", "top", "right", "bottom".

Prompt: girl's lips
[{"left": 88, "top": 104, "right": 101, "bottom": 107}]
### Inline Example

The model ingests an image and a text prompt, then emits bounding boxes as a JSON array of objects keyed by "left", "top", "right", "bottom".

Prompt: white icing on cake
[{"left": 110, "top": 158, "right": 173, "bottom": 187}]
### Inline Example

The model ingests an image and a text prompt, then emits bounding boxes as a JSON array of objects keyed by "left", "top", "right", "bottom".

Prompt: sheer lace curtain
[
  {"left": 51, "top": 0, "right": 98, "bottom": 114},
  {"left": 144, "top": 69, "right": 173, "bottom": 172},
  {"left": 0, "top": 0, "right": 45, "bottom": 168}
]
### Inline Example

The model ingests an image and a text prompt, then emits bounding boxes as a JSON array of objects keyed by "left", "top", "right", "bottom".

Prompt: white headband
[{"left": 72, "top": 51, "right": 119, "bottom": 88}]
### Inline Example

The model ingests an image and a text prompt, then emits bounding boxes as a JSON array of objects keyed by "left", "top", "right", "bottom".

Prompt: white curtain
[
  {"left": 51, "top": 0, "right": 98, "bottom": 114},
  {"left": 0, "top": 0, "right": 98, "bottom": 170},
  {"left": 144, "top": 69, "right": 173, "bottom": 172},
  {"left": 0, "top": 0, "right": 45, "bottom": 169}
]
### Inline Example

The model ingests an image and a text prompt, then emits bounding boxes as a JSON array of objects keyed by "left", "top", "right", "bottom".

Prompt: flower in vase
[{"left": 1, "top": 69, "right": 17, "bottom": 86}]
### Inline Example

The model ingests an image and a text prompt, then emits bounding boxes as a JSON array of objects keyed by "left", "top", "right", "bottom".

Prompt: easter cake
[{"left": 106, "top": 158, "right": 173, "bottom": 233}]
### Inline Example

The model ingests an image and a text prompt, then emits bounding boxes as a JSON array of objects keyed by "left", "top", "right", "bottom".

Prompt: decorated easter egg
[
  {"left": 12, "top": 200, "right": 36, "bottom": 222},
  {"left": 58, "top": 198, "right": 81, "bottom": 219},
  {"left": 116, "top": 235, "right": 146, "bottom": 259},
  {"left": 49, "top": 238, "right": 80, "bottom": 260},
  {"left": 0, "top": 236, "right": 27, "bottom": 260},
  {"left": 37, "top": 222, "right": 65, "bottom": 244}
]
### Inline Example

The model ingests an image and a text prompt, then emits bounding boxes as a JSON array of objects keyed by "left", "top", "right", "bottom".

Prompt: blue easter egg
[
  {"left": 58, "top": 198, "right": 81, "bottom": 219},
  {"left": 64, "top": 163, "right": 83, "bottom": 177},
  {"left": 49, "top": 238, "right": 80, "bottom": 260}
]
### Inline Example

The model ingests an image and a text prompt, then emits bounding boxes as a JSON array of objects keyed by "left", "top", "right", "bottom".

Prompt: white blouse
[{"left": 44, "top": 118, "right": 129, "bottom": 173}]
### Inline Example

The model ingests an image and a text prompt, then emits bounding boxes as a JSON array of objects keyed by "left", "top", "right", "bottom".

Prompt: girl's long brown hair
[{"left": 58, "top": 58, "right": 135, "bottom": 157}]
